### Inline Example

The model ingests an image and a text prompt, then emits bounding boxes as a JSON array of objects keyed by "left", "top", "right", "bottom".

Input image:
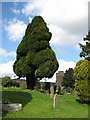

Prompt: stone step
[{"left": 2, "top": 103, "right": 22, "bottom": 112}]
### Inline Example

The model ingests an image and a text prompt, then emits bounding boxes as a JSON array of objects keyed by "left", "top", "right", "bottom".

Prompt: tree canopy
[
  {"left": 13, "top": 16, "right": 59, "bottom": 89},
  {"left": 61, "top": 68, "right": 75, "bottom": 89},
  {"left": 79, "top": 31, "right": 90, "bottom": 61}
]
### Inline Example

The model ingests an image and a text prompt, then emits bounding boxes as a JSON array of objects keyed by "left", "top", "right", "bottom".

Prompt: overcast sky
[{"left": 0, "top": 0, "right": 89, "bottom": 81}]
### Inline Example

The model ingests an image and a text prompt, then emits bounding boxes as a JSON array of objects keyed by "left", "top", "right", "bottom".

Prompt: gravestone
[
  {"left": 50, "top": 86, "right": 54, "bottom": 99},
  {"left": 53, "top": 94, "right": 58, "bottom": 108}
]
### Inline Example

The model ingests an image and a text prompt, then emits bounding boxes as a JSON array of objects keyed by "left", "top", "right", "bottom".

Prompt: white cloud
[
  {"left": 22, "top": 0, "right": 44, "bottom": 16},
  {"left": 41, "top": 0, "right": 88, "bottom": 24},
  {"left": 0, "top": 48, "right": 16, "bottom": 57},
  {"left": 0, "top": 61, "right": 15, "bottom": 77},
  {"left": 11, "top": 8, "right": 20, "bottom": 14},
  {"left": 5, "top": 18, "right": 27, "bottom": 41},
  {"left": 22, "top": 0, "right": 88, "bottom": 49},
  {"left": 58, "top": 60, "right": 76, "bottom": 72},
  {"left": 49, "top": 24, "right": 78, "bottom": 46},
  {"left": 28, "top": 17, "right": 32, "bottom": 23}
]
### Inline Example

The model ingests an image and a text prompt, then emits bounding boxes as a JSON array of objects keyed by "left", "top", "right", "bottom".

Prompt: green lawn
[{"left": 1, "top": 87, "right": 89, "bottom": 118}]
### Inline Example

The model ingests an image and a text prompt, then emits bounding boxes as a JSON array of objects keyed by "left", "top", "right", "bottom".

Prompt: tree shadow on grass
[{"left": 2, "top": 90, "right": 33, "bottom": 118}]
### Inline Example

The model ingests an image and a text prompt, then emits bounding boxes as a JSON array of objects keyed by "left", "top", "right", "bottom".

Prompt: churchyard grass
[{"left": 1, "top": 87, "right": 88, "bottom": 118}]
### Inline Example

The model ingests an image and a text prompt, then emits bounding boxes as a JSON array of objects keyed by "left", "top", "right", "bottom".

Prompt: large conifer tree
[{"left": 13, "top": 16, "right": 59, "bottom": 89}]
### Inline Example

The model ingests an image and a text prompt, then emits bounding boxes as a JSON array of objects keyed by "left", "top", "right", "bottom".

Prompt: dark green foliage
[
  {"left": 35, "top": 60, "right": 58, "bottom": 78},
  {"left": 62, "top": 68, "right": 75, "bottom": 89},
  {"left": 34, "top": 80, "right": 40, "bottom": 91},
  {"left": 2, "top": 76, "right": 20, "bottom": 87},
  {"left": 73, "top": 60, "right": 90, "bottom": 103},
  {"left": 13, "top": 16, "right": 59, "bottom": 89},
  {"left": 20, "top": 82, "right": 27, "bottom": 89},
  {"left": 2, "top": 76, "right": 12, "bottom": 87},
  {"left": 79, "top": 31, "right": 90, "bottom": 61},
  {"left": 12, "top": 81, "right": 20, "bottom": 87}
]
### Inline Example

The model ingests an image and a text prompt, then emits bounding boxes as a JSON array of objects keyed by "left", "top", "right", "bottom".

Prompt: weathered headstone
[
  {"left": 53, "top": 94, "right": 58, "bottom": 108},
  {"left": 50, "top": 86, "right": 54, "bottom": 99}
]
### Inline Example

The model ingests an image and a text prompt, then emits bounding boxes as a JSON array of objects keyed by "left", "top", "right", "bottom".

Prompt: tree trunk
[{"left": 26, "top": 75, "right": 36, "bottom": 90}]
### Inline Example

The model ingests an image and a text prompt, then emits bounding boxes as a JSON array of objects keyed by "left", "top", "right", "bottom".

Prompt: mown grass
[{"left": 1, "top": 87, "right": 89, "bottom": 118}]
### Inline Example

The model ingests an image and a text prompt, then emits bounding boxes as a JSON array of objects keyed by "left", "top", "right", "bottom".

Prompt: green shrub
[
  {"left": 20, "top": 82, "right": 27, "bottom": 89},
  {"left": 2, "top": 76, "right": 20, "bottom": 87},
  {"left": 12, "top": 81, "right": 20, "bottom": 87},
  {"left": 73, "top": 60, "right": 90, "bottom": 103},
  {"left": 34, "top": 80, "right": 40, "bottom": 91},
  {"left": 2, "top": 76, "right": 13, "bottom": 87},
  {"left": 66, "top": 87, "right": 71, "bottom": 93}
]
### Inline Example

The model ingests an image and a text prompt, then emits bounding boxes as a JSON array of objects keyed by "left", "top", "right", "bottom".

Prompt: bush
[
  {"left": 66, "top": 87, "right": 73, "bottom": 94},
  {"left": 34, "top": 80, "right": 40, "bottom": 91},
  {"left": 73, "top": 60, "right": 90, "bottom": 103},
  {"left": 2, "top": 76, "right": 20, "bottom": 87},
  {"left": 12, "top": 81, "right": 20, "bottom": 87},
  {"left": 2, "top": 76, "right": 13, "bottom": 87},
  {"left": 66, "top": 87, "right": 71, "bottom": 93},
  {"left": 20, "top": 82, "right": 27, "bottom": 89}
]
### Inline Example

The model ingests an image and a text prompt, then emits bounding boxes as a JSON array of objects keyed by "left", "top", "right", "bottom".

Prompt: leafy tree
[
  {"left": 2, "top": 76, "right": 12, "bottom": 87},
  {"left": 61, "top": 68, "right": 75, "bottom": 89},
  {"left": 13, "top": 16, "right": 59, "bottom": 89},
  {"left": 73, "top": 60, "right": 90, "bottom": 103},
  {"left": 2, "top": 76, "right": 20, "bottom": 87},
  {"left": 79, "top": 31, "right": 90, "bottom": 61}
]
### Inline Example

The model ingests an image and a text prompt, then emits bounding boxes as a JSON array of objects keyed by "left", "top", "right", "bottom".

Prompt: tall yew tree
[{"left": 13, "top": 16, "right": 59, "bottom": 89}]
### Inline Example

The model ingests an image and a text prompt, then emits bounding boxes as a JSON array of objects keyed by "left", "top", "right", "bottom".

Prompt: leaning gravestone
[
  {"left": 53, "top": 94, "right": 58, "bottom": 108},
  {"left": 50, "top": 86, "right": 54, "bottom": 99}
]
